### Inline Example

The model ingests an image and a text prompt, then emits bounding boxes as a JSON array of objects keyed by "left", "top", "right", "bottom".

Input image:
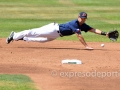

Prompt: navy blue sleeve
[{"left": 81, "top": 23, "right": 93, "bottom": 32}]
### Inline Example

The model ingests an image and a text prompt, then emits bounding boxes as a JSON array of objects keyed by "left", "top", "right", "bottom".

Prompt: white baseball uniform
[{"left": 13, "top": 23, "right": 60, "bottom": 42}]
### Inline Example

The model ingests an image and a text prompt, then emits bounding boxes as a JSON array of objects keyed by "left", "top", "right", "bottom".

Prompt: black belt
[{"left": 57, "top": 31, "right": 63, "bottom": 37}]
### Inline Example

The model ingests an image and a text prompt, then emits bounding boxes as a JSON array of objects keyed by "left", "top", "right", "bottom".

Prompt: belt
[
  {"left": 57, "top": 31, "right": 63, "bottom": 37},
  {"left": 54, "top": 22, "right": 63, "bottom": 37}
]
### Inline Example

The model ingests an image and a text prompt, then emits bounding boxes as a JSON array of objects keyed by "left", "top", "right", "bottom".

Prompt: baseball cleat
[{"left": 6, "top": 31, "right": 14, "bottom": 44}]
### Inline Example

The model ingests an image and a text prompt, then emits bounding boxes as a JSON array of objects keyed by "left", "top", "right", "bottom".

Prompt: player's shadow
[
  {"left": 17, "top": 46, "right": 105, "bottom": 51},
  {"left": 5, "top": 46, "right": 108, "bottom": 51}
]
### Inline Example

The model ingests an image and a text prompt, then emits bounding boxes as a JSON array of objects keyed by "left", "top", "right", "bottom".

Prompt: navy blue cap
[{"left": 79, "top": 12, "right": 87, "bottom": 19}]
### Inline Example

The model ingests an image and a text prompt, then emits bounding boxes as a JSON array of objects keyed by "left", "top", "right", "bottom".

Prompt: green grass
[
  {"left": 0, "top": 74, "right": 38, "bottom": 90},
  {"left": 0, "top": 0, "right": 120, "bottom": 42}
]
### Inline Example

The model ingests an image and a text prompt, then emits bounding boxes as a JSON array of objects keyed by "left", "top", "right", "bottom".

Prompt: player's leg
[
  {"left": 14, "top": 23, "right": 59, "bottom": 39},
  {"left": 6, "top": 30, "right": 35, "bottom": 44},
  {"left": 6, "top": 23, "right": 60, "bottom": 44},
  {"left": 23, "top": 37, "right": 55, "bottom": 42}
]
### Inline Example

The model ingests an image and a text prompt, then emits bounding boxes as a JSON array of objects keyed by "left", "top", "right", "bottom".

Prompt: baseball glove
[{"left": 108, "top": 30, "right": 119, "bottom": 41}]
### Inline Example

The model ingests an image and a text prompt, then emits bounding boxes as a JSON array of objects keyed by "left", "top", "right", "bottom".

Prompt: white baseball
[{"left": 101, "top": 44, "right": 105, "bottom": 47}]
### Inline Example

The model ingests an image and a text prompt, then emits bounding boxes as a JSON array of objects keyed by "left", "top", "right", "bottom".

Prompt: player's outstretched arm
[
  {"left": 75, "top": 33, "right": 93, "bottom": 50},
  {"left": 89, "top": 28, "right": 108, "bottom": 36},
  {"left": 89, "top": 29, "right": 119, "bottom": 41}
]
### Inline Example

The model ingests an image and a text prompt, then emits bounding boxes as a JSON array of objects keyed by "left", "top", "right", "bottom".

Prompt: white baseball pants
[{"left": 13, "top": 23, "right": 60, "bottom": 42}]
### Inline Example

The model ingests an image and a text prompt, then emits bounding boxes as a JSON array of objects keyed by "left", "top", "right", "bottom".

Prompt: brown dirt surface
[{"left": 0, "top": 38, "right": 120, "bottom": 90}]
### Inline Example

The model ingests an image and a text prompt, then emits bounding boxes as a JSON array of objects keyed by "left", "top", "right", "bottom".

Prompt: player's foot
[{"left": 6, "top": 31, "right": 14, "bottom": 44}]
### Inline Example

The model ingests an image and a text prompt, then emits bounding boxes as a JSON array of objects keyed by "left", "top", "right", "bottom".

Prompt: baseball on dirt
[{"left": 101, "top": 44, "right": 105, "bottom": 47}]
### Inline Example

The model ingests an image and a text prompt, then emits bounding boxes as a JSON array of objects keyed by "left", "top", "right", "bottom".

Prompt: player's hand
[{"left": 85, "top": 46, "right": 94, "bottom": 50}]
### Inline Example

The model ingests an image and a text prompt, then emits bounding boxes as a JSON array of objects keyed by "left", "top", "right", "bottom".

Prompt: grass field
[
  {"left": 0, "top": 0, "right": 120, "bottom": 42},
  {"left": 0, "top": 74, "right": 38, "bottom": 90},
  {"left": 0, "top": 1, "right": 120, "bottom": 89}
]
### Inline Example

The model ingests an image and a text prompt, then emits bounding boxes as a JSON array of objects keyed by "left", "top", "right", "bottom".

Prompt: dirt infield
[{"left": 0, "top": 38, "right": 120, "bottom": 90}]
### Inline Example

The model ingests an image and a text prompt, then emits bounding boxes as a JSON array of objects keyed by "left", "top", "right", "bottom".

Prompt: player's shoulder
[
  {"left": 59, "top": 19, "right": 78, "bottom": 26},
  {"left": 68, "top": 19, "right": 78, "bottom": 25}
]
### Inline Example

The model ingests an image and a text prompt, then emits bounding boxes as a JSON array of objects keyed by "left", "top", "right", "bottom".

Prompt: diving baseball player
[{"left": 6, "top": 12, "right": 109, "bottom": 50}]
